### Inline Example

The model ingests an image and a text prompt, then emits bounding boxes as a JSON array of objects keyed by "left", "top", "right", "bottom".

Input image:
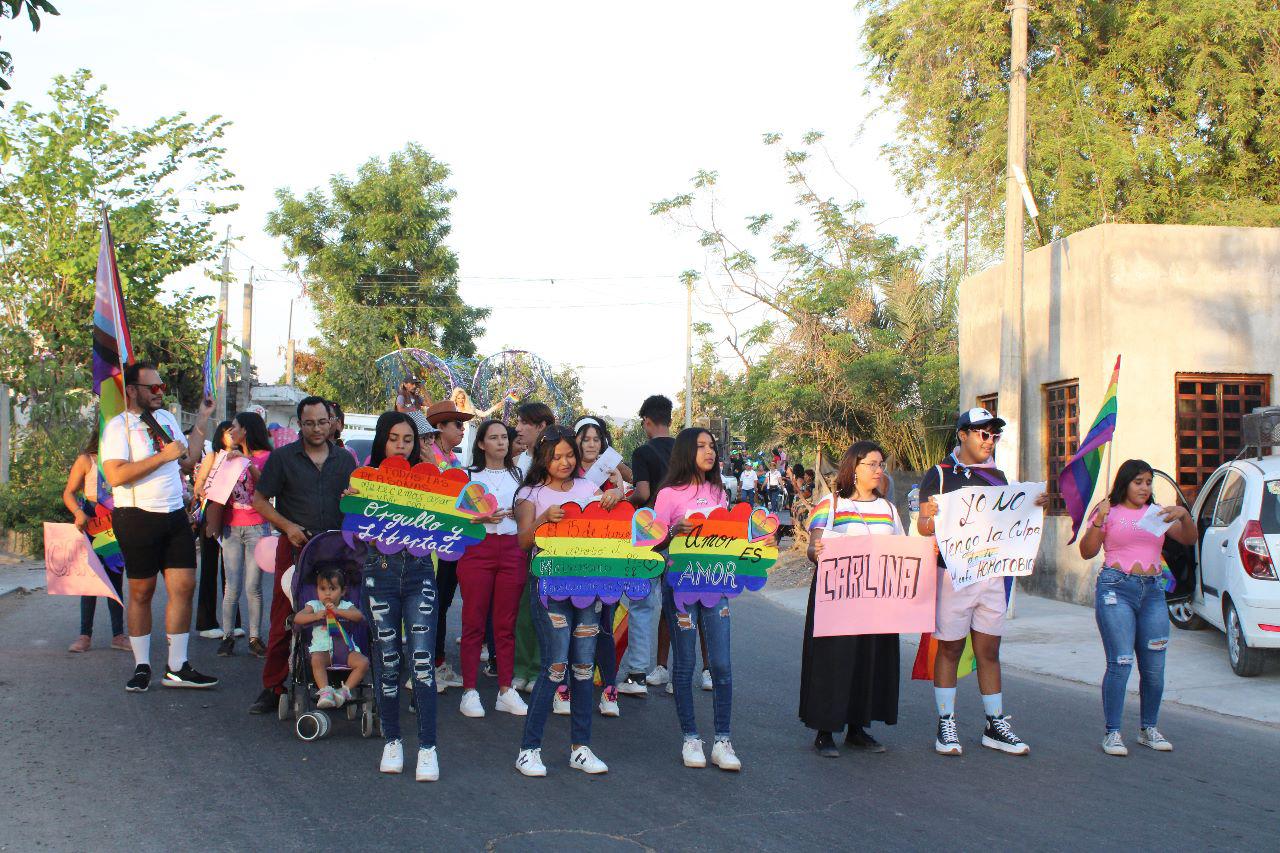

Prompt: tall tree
[
  {"left": 0, "top": 0, "right": 58, "bottom": 106},
  {"left": 860, "top": 0, "right": 1280, "bottom": 250},
  {"left": 266, "top": 143, "right": 488, "bottom": 411}
]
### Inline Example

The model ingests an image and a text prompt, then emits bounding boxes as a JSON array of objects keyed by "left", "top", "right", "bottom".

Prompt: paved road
[{"left": 1, "top": 584, "right": 1276, "bottom": 852}]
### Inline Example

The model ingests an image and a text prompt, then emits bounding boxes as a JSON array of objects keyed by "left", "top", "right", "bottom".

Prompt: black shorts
[{"left": 113, "top": 507, "right": 198, "bottom": 580}]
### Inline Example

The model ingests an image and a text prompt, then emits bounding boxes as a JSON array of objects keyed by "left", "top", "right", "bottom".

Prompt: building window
[
  {"left": 1044, "top": 380, "right": 1079, "bottom": 515},
  {"left": 977, "top": 393, "right": 998, "bottom": 417},
  {"left": 1176, "top": 373, "right": 1271, "bottom": 496}
]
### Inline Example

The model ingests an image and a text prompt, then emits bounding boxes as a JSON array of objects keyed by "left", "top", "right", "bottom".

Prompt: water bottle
[{"left": 907, "top": 484, "right": 920, "bottom": 513}]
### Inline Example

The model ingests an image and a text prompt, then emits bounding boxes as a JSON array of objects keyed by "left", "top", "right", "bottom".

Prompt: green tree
[
  {"left": 0, "top": 0, "right": 58, "bottom": 106},
  {"left": 266, "top": 143, "right": 488, "bottom": 411},
  {"left": 860, "top": 0, "right": 1280, "bottom": 250}
]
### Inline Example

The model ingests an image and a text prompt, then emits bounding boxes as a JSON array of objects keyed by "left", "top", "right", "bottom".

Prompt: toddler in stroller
[{"left": 294, "top": 564, "right": 369, "bottom": 709}]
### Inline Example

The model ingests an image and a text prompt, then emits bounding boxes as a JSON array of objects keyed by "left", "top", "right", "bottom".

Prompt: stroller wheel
[
  {"left": 296, "top": 710, "right": 331, "bottom": 741},
  {"left": 346, "top": 701, "right": 358, "bottom": 721},
  {"left": 277, "top": 693, "right": 290, "bottom": 721},
  {"left": 360, "top": 707, "right": 376, "bottom": 739}
]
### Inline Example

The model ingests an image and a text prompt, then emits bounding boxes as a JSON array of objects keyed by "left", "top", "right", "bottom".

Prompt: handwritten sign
[
  {"left": 340, "top": 456, "right": 490, "bottom": 559},
  {"left": 43, "top": 522, "right": 122, "bottom": 603},
  {"left": 84, "top": 506, "right": 124, "bottom": 573},
  {"left": 667, "top": 503, "right": 778, "bottom": 611},
  {"left": 934, "top": 481, "right": 1046, "bottom": 588},
  {"left": 204, "top": 450, "right": 251, "bottom": 506},
  {"left": 813, "top": 534, "right": 937, "bottom": 636},
  {"left": 582, "top": 446, "right": 624, "bottom": 488},
  {"left": 532, "top": 502, "right": 667, "bottom": 607}
]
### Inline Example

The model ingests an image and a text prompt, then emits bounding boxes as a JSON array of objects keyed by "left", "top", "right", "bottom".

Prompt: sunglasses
[
  {"left": 129, "top": 382, "right": 167, "bottom": 395},
  {"left": 972, "top": 429, "right": 1002, "bottom": 442}
]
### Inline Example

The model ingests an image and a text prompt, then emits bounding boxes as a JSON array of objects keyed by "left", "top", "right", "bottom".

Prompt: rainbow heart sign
[
  {"left": 340, "top": 457, "right": 490, "bottom": 559},
  {"left": 455, "top": 482, "right": 500, "bottom": 519},
  {"left": 667, "top": 503, "right": 778, "bottom": 611},
  {"left": 532, "top": 502, "right": 667, "bottom": 607},
  {"left": 84, "top": 506, "right": 123, "bottom": 573}
]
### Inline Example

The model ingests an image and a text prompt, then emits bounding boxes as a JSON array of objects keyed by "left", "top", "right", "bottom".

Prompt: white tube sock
[
  {"left": 167, "top": 632, "right": 189, "bottom": 671},
  {"left": 130, "top": 635, "right": 151, "bottom": 667},
  {"left": 934, "top": 686, "right": 957, "bottom": 717}
]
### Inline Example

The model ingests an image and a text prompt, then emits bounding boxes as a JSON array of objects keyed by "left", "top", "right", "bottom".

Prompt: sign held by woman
[{"left": 813, "top": 534, "right": 937, "bottom": 636}]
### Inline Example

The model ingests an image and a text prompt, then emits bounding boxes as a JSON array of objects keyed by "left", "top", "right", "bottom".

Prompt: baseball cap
[{"left": 956, "top": 407, "right": 1006, "bottom": 432}]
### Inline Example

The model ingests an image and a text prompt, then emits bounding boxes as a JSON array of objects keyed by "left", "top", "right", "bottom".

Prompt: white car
[{"left": 1165, "top": 457, "right": 1280, "bottom": 676}]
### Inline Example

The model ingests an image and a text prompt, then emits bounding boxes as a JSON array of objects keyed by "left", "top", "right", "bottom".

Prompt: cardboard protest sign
[
  {"left": 667, "top": 504, "right": 778, "bottom": 611},
  {"left": 84, "top": 506, "right": 124, "bottom": 573},
  {"left": 934, "top": 481, "right": 1046, "bottom": 588},
  {"left": 813, "top": 534, "right": 937, "bottom": 636},
  {"left": 203, "top": 450, "right": 252, "bottom": 506},
  {"left": 43, "top": 522, "right": 121, "bottom": 603},
  {"left": 581, "top": 446, "right": 624, "bottom": 488},
  {"left": 340, "top": 456, "right": 490, "bottom": 559},
  {"left": 532, "top": 502, "right": 667, "bottom": 606}
]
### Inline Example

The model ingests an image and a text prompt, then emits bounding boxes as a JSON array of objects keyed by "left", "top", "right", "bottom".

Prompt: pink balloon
[{"left": 255, "top": 534, "right": 283, "bottom": 574}]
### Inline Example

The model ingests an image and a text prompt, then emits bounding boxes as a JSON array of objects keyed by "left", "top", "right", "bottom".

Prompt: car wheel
[
  {"left": 1226, "top": 601, "right": 1265, "bottom": 677},
  {"left": 1168, "top": 599, "right": 1207, "bottom": 631}
]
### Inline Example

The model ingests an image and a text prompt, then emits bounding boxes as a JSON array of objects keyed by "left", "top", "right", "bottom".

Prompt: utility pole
[
  {"left": 998, "top": 0, "right": 1028, "bottom": 481},
  {"left": 683, "top": 273, "right": 694, "bottom": 428},
  {"left": 217, "top": 226, "right": 231, "bottom": 421},
  {"left": 241, "top": 266, "right": 254, "bottom": 412},
  {"left": 285, "top": 296, "right": 296, "bottom": 387}
]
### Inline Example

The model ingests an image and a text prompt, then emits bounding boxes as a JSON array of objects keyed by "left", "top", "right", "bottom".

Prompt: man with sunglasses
[
  {"left": 916, "top": 408, "right": 1048, "bottom": 757},
  {"left": 102, "top": 362, "right": 217, "bottom": 692}
]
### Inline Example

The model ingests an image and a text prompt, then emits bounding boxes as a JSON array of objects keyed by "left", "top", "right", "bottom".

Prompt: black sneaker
[
  {"left": 125, "top": 664, "right": 152, "bottom": 693},
  {"left": 483, "top": 660, "right": 498, "bottom": 678},
  {"left": 845, "top": 727, "right": 886, "bottom": 753},
  {"left": 162, "top": 662, "right": 219, "bottom": 689},
  {"left": 935, "top": 713, "right": 962, "bottom": 755},
  {"left": 982, "top": 714, "right": 1030, "bottom": 755},
  {"left": 616, "top": 673, "right": 648, "bottom": 697},
  {"left": 248, "top": 688, "right": 279, "bottom": 715},
  {"left": 814, "top": 731, "right": 839, "bottom": 758},
  {"left": 217, "top": 636, "right": 235, "bottom": 657}
]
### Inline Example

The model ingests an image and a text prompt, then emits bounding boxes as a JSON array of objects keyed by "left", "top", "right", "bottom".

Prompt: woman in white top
[
  {"left": 456, "top": 418, "right": 529, "bottom": 718},
  {"left": 801, "top": 440, "right": 903, "bottom": 757}
]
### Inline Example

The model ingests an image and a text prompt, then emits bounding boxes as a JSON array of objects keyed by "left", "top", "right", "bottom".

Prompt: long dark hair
[
  {"left": 232, "top": 411, "right": 273, "bottom": 453},
  {"left": 1108, "top": 459, "right": 1155, "bottom": 507},
  {"left": 210, "top": 420, "right": 234, "bottom": 453},
  {"left": 574, "top": 417, "right": 615, "bottom": 455},
  {"left": 520, "top": 425, "right": 582, "bottom": 488},
  {"left": 83, "top": 430, "right": 100, "bottom": 456},
  {"left": 369, "top": 411, "right": 422, "bottom": 468},
  {"left": 659, "top": 428, "right": 724, "bottom": 493},
  {"left": 467, "top": 418, "right": 518, "bottom": 477},
  {"left": 834, "top": 440, "right": 887, "bottom": 499}
]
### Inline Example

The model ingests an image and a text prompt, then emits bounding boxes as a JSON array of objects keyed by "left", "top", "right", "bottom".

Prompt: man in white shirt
[
  {"left": 765, "top": 462, "right": 785, "bottom": 513},
  {"left": 740, "top": 466, "right": 759, "bottom": 507},
  {"left": 101, "top": 362, "right": 216, "bottom": 693}
]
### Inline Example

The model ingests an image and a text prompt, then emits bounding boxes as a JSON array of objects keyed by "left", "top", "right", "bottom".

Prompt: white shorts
[{"left": 934, "top": 570, "right": 1006, "bottom": 641}]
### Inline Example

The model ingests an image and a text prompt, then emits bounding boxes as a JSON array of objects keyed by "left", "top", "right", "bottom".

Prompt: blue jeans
[
  {"left": 741, "top": 488, "right": 756, "bottom": 507},
  {"left": 596, "top": 602, "right": 618, "bottom": 687},
  {"left": 521, "top": 578, "right": 598, "bottom": 749},
  {"left": 662, "top": 584, "right": 733, "bottom": 740},
  {"left": 618, "top": 576, "right": 662, "bottom": 679},
  {"left": 1095, "top": 568, "right": 1169, "bottom": 732},
  {"left": 767, "top": 487, "right": 783, "bottom": 513},
  {"left": 361, "top": 551, "right": 438, "bottom": 746},
  {"left": 220, "top": 522, "right": 268, "bottom": 640}
]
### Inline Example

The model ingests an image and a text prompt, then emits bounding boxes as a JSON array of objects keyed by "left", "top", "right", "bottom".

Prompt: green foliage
[
  {"left": 0, "top": 417, "right": 83, "bottom": 552},
  {"left": 266, "top": 143, "right": 488, "bottom": 411},
  {"left": 653, "top": 132, "right": 958, "bottom": 471},
  {"left": 0, "top": 70, "right": 239, "bottom": 419},
  {"left": 859, "top": 0, "right": 1280, "bottom": 249},
  {"left": 0, "top": 1, "right": 58, "bottom": 106}
]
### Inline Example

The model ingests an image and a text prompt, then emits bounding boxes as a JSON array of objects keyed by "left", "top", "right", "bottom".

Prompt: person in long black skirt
[{"left": 799, "top": 440, "right": 902, "bottom": 757}]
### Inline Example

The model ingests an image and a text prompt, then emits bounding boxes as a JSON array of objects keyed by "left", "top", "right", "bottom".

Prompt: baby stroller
[{"left": 280, "top": 531, "right": 378, "bottom": 741}]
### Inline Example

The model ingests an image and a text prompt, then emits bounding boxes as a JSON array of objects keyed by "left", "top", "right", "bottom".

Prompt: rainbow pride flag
[
  {"left": 92, "top": 209, "right": 134, "bottom": 447},
  {"left": 326, "top": 607, "right": 354, "bottom": 650},
  {"left": 1061, "top": 356, "right": 1120, "bottom": 543},
  {"left": 201, "top": 311, "right": 223, "bottom": 405},
  {"left": 911, "top": 633, "right": 977, "bottom": 681}
]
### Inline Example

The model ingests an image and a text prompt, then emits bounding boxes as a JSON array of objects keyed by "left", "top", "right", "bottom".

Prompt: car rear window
[{"left": 1261, "top": 481, "right": 1280, "bottom": 534}]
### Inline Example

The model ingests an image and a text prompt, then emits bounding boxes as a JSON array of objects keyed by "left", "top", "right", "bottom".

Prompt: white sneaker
[
  {"left": 646, "top": 665, "right": 669, "bottom": 686},
  {"left": 682, "top": 738, "right": 707, "bottom": 768},
  {"left": 553, "top": 687, "right": 570, "bottom": 716},
  {"left": 711, "top": 739, "right": 742, "bottom": 771},
  {"left": 598, "top": 687, "right": 620, "bottom": 717},
  {"left": 316, "top": 686, "right": 338, "bottom": 709},
  {"left": 1138, "top": 726, "right": 1173, "bottom": 752},
  {"left": 666, "top": 681, "right": 673, "bottom": 695},
  {"left": 496, "top": 688, "right": 528, "bottom": 716},
  {"left": 197, "top": 628, "right": 223, "bottom": 639},
  {"left": 480, "top": 646, "right": 490, "bottom": 662},
  {"left": 700, "top": 669, "right": 713, "bottom": 691},
  {"left": 331, "top": 686, "right": 347, "bottom": 709},
  {"left": 510, "top": 676, "right": 527, "bottom": 692},
  {"left": 380, "top": 739, "right": 404, "bottom": 774},
  {"left": 436, "top": 662, "right": 463, "bottom": 688},
  {"left": 569, "top": 745, "right": 608, "bottom": 774},
  {"left": 1102, "top": 731, "right": 1128, "bottom": 756},
  {"left": 515, "top": 748, "right": 546, "bottom": 777},
  {"left": 459, "top": 689, "right": 485, "bottom": 718},
  {"left": 415, "top": 746, "right": 439, "bottom": 782},
  {"left": 233, "top": 627, "right": 246, "bottom": 638}
]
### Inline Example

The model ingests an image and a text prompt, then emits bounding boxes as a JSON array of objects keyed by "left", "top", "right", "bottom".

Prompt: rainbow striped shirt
[{"left": 808, "top": 496, "right": 900, "bottom": 535}]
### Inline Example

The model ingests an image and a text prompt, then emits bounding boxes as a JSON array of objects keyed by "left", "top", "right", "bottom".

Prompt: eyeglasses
[
  {"left": 858, "top": 460, "right": 886, "bottom": 470},
  {"left": 971, "top": 429, "right": 1002, "bottom": 442},
  {"left": 300, "top": 419, "right": 331, "bottom": 429},
  {"left": 129, "top": 382, "right": 166, "bottom": 394}
]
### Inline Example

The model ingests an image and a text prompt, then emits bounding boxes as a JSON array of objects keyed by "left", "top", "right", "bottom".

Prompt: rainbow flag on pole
[
  {"left": 92, "top": 209, "right": 134, "bottom": 445},
  {"left": 202, "top": 311, "right": 223, "bottom": 405},
  {"left": 1061, "top": 356, "right": 1121, "bottom": 543}
]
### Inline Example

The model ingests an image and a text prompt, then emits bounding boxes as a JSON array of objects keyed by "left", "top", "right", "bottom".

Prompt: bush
[{"left": 0, "top": 422, "right": 85, "bottom": 555}]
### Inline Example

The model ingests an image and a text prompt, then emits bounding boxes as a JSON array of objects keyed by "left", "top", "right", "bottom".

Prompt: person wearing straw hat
[{"left": 423, "top": 399, "right": 474, "bottom": 691}]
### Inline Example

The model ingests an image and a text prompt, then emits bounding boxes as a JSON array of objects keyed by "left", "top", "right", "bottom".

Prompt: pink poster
[
  {"left": 204, "top": 451, "right": 251, "bottom": 505},
  {"left": 812, "top": 534, "right": 937, "bottom": 637},
  {"left": 43, "top": 522, "right": 122, "bottom": 603}
]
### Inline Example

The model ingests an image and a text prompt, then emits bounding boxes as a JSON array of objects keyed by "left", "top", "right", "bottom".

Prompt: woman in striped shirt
[{"left": 799, "top": 440, "right": 904, "bottom": 757}]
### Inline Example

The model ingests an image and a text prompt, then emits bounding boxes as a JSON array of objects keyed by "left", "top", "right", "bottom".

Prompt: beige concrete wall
[{"left": 959, "top": 224, "right": 1280, "bottom": 604}]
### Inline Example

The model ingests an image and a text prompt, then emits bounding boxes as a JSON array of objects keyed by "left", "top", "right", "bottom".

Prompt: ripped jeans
[
  {"left": 662, "top": 584, "right": 733, "bottom": 741},
  {"left": 1095, "top": 568, "right": 1169, "bottom": 732},
  {"left": 360, "top": 551, "right": 438, "bottom": 747},
  {"left": 521, "top": 578, "right": 600, "bottom": 750}
]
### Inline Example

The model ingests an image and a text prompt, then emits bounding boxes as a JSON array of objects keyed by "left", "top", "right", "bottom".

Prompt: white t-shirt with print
[
  {"left": 468, "top": 467, "right": 523, "bottom": 535},
  {"left": 740, "top": 469, "right": 758, "bottom": 490},
  {"left": 100, "top": 409, "right": 188, "bottom": 512}
]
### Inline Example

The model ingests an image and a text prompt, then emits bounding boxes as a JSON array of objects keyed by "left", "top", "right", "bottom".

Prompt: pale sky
[{"left": 5, "top": 0, "right": 930, "bottom": 417}]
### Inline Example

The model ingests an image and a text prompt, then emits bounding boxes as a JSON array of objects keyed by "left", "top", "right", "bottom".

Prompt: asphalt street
[{"left": 1, "top": 582, "right": 1276, "bottom": 852}]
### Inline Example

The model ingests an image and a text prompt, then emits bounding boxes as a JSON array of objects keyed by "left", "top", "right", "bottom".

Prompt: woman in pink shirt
[{"left": 1079, "top": 459, "right": 1195, "bottom": 756}]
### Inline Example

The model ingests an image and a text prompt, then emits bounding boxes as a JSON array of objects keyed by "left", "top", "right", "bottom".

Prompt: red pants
[
  {"left": 457, "top": 533, "right": 526, "bottom": 689},
  {"left": 261, "top": 537, "right": 298, "bottom": 693}
]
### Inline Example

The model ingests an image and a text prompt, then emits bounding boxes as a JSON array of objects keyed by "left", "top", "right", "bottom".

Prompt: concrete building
[{"left": 959, "top": 223, "right": 1280, "bottom": 605}]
